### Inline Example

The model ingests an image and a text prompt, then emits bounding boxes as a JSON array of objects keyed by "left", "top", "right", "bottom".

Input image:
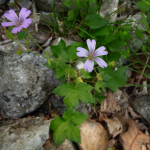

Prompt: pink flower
[
  {"left": 76, "top": 39, "right": 108, "bottom": 72},
  {"left": 1, "top": 7, "right": 32, "bottom": 34}
]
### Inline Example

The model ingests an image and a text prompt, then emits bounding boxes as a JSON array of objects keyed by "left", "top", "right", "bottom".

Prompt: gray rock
[
  {"left": 0, "top": 0, "right": 8, "bottom": 5},
  {"left": 0, "top": 117, "right": 50, "bottom": 150},
  {"left": 8, "top": 0, "right": 32, "bottom": 11},
  {"left": 124, "top": 13, "right": 148, "bottom": 50},
  {"left": 36, "top": 0, "right": 63, "bottom": 12},
  {"left": 0, "top": 50, "right": 60, "bottom": 117},
  {"left": 27, "top": 24, "right": 51, "bottom": 45},
  {"left": 100, "top": 0, "right": 119, "bottom": 22},
  {"left": 133, "top": 94, "right": 150, "bottom": 125},
  {"left": 49, "top": 95, "right": 92, "bottom": 115}
]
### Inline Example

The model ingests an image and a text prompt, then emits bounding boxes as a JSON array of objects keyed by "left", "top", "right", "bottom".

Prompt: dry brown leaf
[
  {"left": 128, "top": 106, "right": 141, "bottom": 119},
  {"left": 101, "top": 92, "right": 120, "bottom": 113},
  {"left": 98, "top": 112, "right": 107, "bottom": 122},
  {"left": 106, "top": 139, "right": 117, "bottom": 150},
  {"left": 104, "top": 117, "right": 123, "bottom": 138},
  {"left": 78, "top": 119, "right": 108, "bottom": 150},
  {"left": 135, "top": 120, "right": 148, "bottom": 131},
  {"left": 120, "top": 119, "right": 150, "bottom": 150}
]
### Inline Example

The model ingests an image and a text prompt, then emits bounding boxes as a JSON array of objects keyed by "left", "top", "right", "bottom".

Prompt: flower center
[{"left": 88, "top": 53, "right": 94, "bottom": 60}]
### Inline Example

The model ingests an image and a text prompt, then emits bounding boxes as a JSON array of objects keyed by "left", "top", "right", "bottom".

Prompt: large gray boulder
[
  {"left": 133, "top": 94, "right": 150, "bottom": 125},
  {"left": 0, "top": 50, "right": 60, "bottom": 117},
  {"left": 0, "top": 117, "right": 50, "bottom": 150}
]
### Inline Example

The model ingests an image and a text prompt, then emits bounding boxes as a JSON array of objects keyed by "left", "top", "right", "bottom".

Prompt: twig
[
  {"left": 32, "top": 1, "right": 38, "bottom": 32},
  {"left": 14, "top": 0, "right": 22, "bottom": 9},
  {"left": 130, "top": 54, "right": 150, "bottom": 99}
]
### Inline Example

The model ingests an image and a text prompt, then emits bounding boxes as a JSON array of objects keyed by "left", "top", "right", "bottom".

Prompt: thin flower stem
[{"left": 25, "top": 30, "right": 45, "bottom": 52}]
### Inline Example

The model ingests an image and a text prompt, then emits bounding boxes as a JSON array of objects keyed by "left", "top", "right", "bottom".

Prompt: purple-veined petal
[
  {"left": 1, "top": 21, "right": 16, "bottom": 27},
  {"left": 87, "top": 39, "right": 96, "bottom": 54},
  {"left": 24, "top": 10, "right": 31, "bottom": 19},
  {"left": 19, "top": 7, "right": 26, "bottom": 21},
  {"left": 91, "top": 39, "right": 96, "bottom": 51},
  {"left": 83, "top": 59, "right": 94, "bottom": 72},
  {"left": 4, "top": 11, "right": 19, "bottom": 24},
  {"left": 76, "top": 47, "right": 88, "bottom": 57},
  {"left": 22, "top": 18, "right": 32, "bottom": 28},
  {"left": 12, "top": 26, "right": 23, "bottom": 34},
  {"left": 94, "top": 57, "right": 107, "bottom": 68},
  {"left": 19, "top": 7, "right": 31, "bottom": 21},
  {"left": 94, "top": 46, "right": 108, "bottom": 57}
]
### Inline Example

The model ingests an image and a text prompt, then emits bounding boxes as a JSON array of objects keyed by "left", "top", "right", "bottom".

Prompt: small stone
[
  {"left": 100, "top": 0, "right": 119, "bottom": 22},
  {"left": 8, "top": 0, "right": 32, "bottom": 11}
]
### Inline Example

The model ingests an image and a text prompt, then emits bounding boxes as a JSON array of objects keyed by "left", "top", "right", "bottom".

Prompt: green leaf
[
  {"left": 58, "top": 39, "right": 66, "bottom": 50},
  {"left": 16, "top": 50, "right": 23, "bottom": 55},
  {"left": 95, "top": 81, "right": 107, "bottom": 93},
  {"left": 78, "top": 28, "right": 88, "bottom": 38},
  {"left": 68, "top": 10, "right": 75, "bottom": 20},
  {"left": 135, "top": 29, "right": 144, "bottom": 39},
  {"left": 63, "top": 0, "right": 74, "bottom": 7},
  {"left": 67, "top": 43, "right": 82, "bottom": 61},
  {"left": 63, "top": 109, "right": 88, "bottom": 125},
  {"left": 143, "top": 0, "right": 150, "bottom": 5},
  {"left": 147, "top": 12, "right": 150, "bottom": 21},
  {"left": 123, "top": 25, "right": 132, "bottom": 30},
  {"left": 141, "top": 19, "right": 149, "bottom": 29},
  {"left": 136, "top": 0, "right": 150, "bottom": 12},
  {"left": 89, "top": 0, "right": 97, "bottom": 4},
  {"left": 80, "top": 69, "right": 92, "bottom": 79},
  {"left": 66, "top": 67, "right": 77, "bottom": 78},
  {"left": 50, "top": 117, "right": 65, "bottom": 131},
  {"left": 91, "top": 26, "right": 109, "bottom": 36},
  {"left": 88, "top": 4, "right": 99, "bottom": 13},
  {"left": 53, "top": 121, "right": 68, "bottom": 146},
  {"left": 85, "top": 14, "right": 107, "bottom": 29},
  {"left": 106, "top": 52, "right": 121, "bottom": 62},
  {"left": 102, "top": 74, "right": 112, "bottom": 81},
  {"left": 26, "top": 39, "right": 30, "bottom": 47},
  {"left": 100, "top": 34, "right": 116, "bottom": 45},
  {"left": 108, "top": 147, "right": 114, "bottom": 150},
  {"left": 50, "top": 109, "right": 88, "bottom": 146},
  {"left": 98, "top": 66, "right": 128, "bottom": 92},
  {"left": 4, "top": 28, "right": 14, "bottom": 40},
  {"left": 52, "top": 82, "right": 74, "bottom": 96},
  {"left": 50, "top": 39, "right": 66, "bottom": 58},
  {"left": 56, "top": 66, "right": 66, "bottom": 78},
  {"left": 17, "top": 31, "right": 26, "bottom": 40},
  {"left": 107, "top": 77, "right": 126, "bottom": 92},
  {"left": 94, "top": 92, "right": 107, "bottom": 104},
  {"left": 44, "top": 60, "right": 56, "bottom": 69},
  {"left": 53, "top": 82, "right": 94, "bottom": 108},
  {"left": 108, "top": 39, "right": 123, "bottom": 52},
  {"left": 60, "top": 50, "right": 68, "bottom": 60}
]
